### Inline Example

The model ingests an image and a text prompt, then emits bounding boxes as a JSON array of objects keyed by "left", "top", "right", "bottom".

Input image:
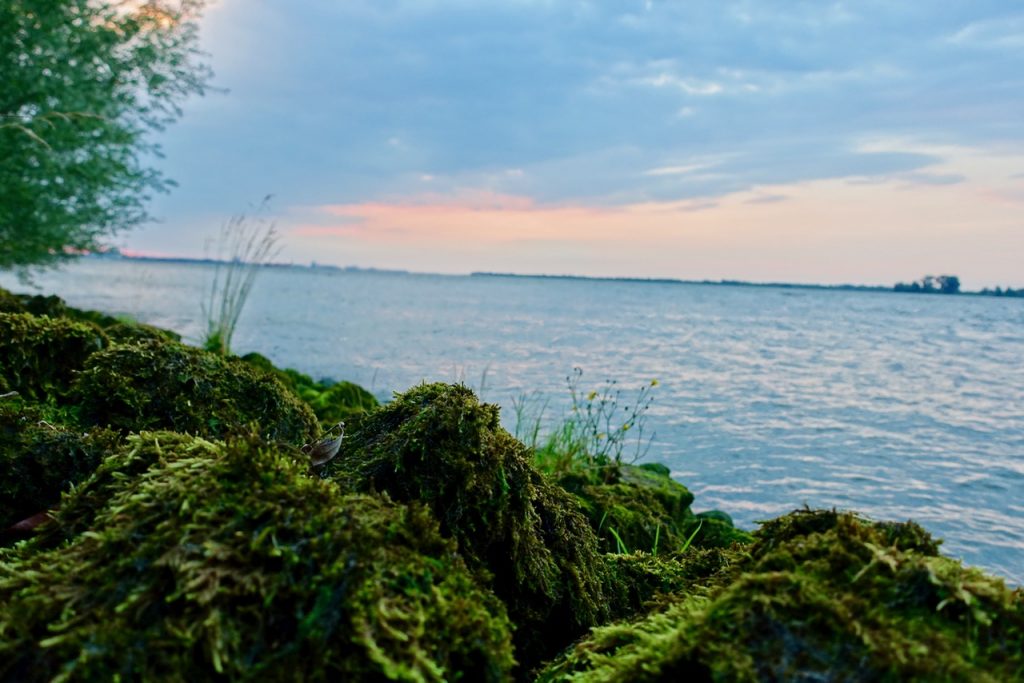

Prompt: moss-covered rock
[
  {"left": 560, "top": 461, "right": 752, "bottom": 557},
  {"left": 540, "top": 509, "right": 1024, "bottom": 682},
  {"left": 71, "top": 340, "right": 320, "bottom": 445},
  {"left": 0, "top": 288, "right": 26, "bottom": 314},
  {"left": 0, "top": 287, "right": 180, "bottom": 343},
  {"left": 306, "top": 381, "right": 380, "bottom": 424},
  {"left": 601, "top": 547, "right": 742, "bottom": 620},
  {"left": 0, "top": 401, "right": 120, "bottom": 530},
  {"left": 331, "top": 383, "right": 608, "bottom": 670},
  {"left": 241, "top": 352, "right": 379, "bottom": 426},
  {"left": 0, "top": 432, "right": 515, "bottom": 682},
  {"left": 0, "top": 313, "right": 108, "bottom": 402}
]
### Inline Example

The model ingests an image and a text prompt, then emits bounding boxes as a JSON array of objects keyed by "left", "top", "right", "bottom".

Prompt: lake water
[{"left": 3, "top": 259, "right": 1023, "bottom": 584}]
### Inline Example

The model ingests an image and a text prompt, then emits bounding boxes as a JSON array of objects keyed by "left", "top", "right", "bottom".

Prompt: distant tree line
[
  {"left": 978, "top": 286, "right": 1024, "bottom": 298},
  {"left": 894, "top": 275, "right": 960, "bottom": 294}
]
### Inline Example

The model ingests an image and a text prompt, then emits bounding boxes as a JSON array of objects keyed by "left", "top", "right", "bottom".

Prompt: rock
[
  {"left": 330, "top": 382, "right": 609, "bottom": 671},
  {"left": 71, "top": 340, "right": 320, "bottom": 445},
  {"left": 539, "top": 509, "right": 1024, "bottom": 682},
  {"left": 0, "top": 432, "right": 515, "bottom": 681}
]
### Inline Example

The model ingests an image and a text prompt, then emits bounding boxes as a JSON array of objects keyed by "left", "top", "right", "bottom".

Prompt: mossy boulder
[
  {"left": 0, "top": 287, "right": 180, "bottom": 343},
  {"left": 601, "top": 547, "right": 742, "bottom": 619},
  {"left": 241, "top": 352, "right": 379, "bottom": 426},
  {"left": 0, "top": 432, "right": 515, "bottom": 682},
  {"left": 71, "top": 340, "right": 320, "bottom": 445},
  {"left": 0, "top": 288, "right": 26, "bottom": 313},
  {"left": 540, "top": 509, "right": 1024, "bottom": 682},
  {"left": 0, "top": 313, "right": 108, "bottom": 402},
  {"left": 560, "top": 461, "right": 751, "bottom": 557},
  {"left": 0, "top": 401, "right": 120, "bottom": 530},
  {"left": 306, "top": 381, "right": 379, "bottom": 424},
  {"left": 331, "top": 383, "right": 608, "bottom": 670}
]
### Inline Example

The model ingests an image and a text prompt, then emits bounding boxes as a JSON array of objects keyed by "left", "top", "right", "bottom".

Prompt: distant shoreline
[{"left": 86, "top": 252, "right": 1021, "bottom": 298}]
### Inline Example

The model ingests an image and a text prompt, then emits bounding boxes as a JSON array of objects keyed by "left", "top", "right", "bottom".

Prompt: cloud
[
  {"left": 948, "top": 15, "right": 1024, "bottom": 49},
  {"left": 275, "top": 154, "right": 1024, "bottom": 286},
  {"left": 744, "top": 194, "right": 788, "bottom": 204},
  {"left": 136, "top": 0, "right": 1024, "bottom": 286}
]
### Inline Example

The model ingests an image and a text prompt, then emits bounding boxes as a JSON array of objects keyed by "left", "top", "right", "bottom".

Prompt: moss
[
  {"left": 0, "top": 400, "right": 121, "bottom": 530},
  {"left": 330, "top": 383, "right": 608, "bottom": 671},
  {"left": 560, "top": 461, "right": 751, "bottom": 557},
  {"left": 71, "top": 339, "right": 320, "bottom": 445},
  {"left": 240, "top": 352, "right": 379, "bottom": 426},
  {"left": 601, "top": 547, "right": 742, "bottom": 619},
  {"left": 307, "top": 381, "right": 380, "bottom": 424},
  {"left": 0, "top": 287, "right": 180, "bottom": 343},
  {"left": 539, "top": 509, "right": 1024, "bottom": 682},
  {"left": 0, "top": 288, "right": 26, "bottom": 314},
  {"left": 0, "top": 313, "right": 108, "bottom": 402},
  {"left": 0, "top": 432, "right": 515, "bottom": 682}
]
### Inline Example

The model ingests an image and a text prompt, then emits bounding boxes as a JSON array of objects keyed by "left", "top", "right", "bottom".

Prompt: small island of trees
[
  {"left": 893, "top": 275, "right": 1024, "bottom": 298},
  {"left": 894, "top": 274, "right": 961, "bottom": 294}
]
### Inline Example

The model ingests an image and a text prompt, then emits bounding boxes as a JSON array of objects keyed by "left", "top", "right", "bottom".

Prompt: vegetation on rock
[
  {"left": 0, "top": 432, "right": 515, "bottom": 682},
  {"left": 0, "top": 285, "right": 180, "bottom": 342},
  {"left": 72, "top": 339, "right": 320, "bottom": 445},
  {"left": 241, "top": 351, "right": 379, "bottom": 426},
  {"left": 1, "top": 294, "right": 1020, "bottom": 680},
  {"left": 331, "top": 382, "right": 609, "bottom": 671},
  {"left": 540, "top": 509, "right": 1024, "bottom": 682},
  {"left": 0, "top": 400, "right": 120, "bottom": 530},
  {"left": 559, "top": 461, "right": 750, "bottom": 556},
  {"left": 0, "top": 312, "right": 107, "bottom": 402}
]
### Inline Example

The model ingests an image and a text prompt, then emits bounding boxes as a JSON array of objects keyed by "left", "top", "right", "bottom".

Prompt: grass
[
  {"left": 515, "top": 368, "right": 659, "bottom": 478},
  {"left": 201, "top": 197, "right": 281, "bottom": 355}
]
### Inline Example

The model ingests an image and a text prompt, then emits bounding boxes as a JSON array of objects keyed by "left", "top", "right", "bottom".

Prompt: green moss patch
[
  {"left": 71, "top": 340, "right": 320, "bottom": 445},
  {"left": 560, "top": 461, "right": 751, "bottom": 557},
  {"left": 0, "top": 400, "right": 121, "bottom": 530},
  {"left": 0, "top": 432, "right": 514, "bottom": 682},
  {"left": 0, "top": 287, "right": 180, "bottom": 343},
  {"left": 241, "top": 352, "right": 379, "bottom": 426},
  {"left": 601, "top": 546, "right": 743, "bottom": 620},
  {"left": 331, "top": 382, "right": 608, "bottom": 670},
  {"left": 0, "top": 313, "right": 108, "bottom": 402},
  {"left": 540, "top": 509, "right": 1024, "bottom": 682}
]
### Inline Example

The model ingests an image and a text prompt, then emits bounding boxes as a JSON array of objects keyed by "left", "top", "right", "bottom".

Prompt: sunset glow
[{"left": 136, "top": 1, "right": 1024, "bottom": 288}]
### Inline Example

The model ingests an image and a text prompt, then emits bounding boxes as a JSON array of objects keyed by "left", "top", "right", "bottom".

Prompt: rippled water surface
[{"left": 5, "top": 259, "right": 1023, "bottom": 584}]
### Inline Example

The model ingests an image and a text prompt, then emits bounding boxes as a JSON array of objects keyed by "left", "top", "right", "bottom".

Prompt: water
[{"left": 4, "top": 259, "right": 1023, "bottom": 584}]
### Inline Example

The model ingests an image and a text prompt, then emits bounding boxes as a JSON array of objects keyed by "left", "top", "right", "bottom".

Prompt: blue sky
[{"left": 134, "top": 1, "right": 1024, "bottom": 287}]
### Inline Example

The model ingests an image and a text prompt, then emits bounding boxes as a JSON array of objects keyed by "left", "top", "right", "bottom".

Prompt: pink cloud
[{"left": 292, "top": 191, "right": 629, "bottom": 244}]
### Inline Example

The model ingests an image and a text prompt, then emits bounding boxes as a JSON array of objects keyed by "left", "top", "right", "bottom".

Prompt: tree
[
  {"left": 0, "top": 0, "right": 210, "bottom": 271},
  {"left": 936, "top": 274, "right": 960, "bottom": 294}
]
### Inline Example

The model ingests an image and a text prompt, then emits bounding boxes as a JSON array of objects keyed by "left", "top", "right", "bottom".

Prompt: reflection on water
[{"left": 4, "top": 259, "right": 1023, "bottom": 584}]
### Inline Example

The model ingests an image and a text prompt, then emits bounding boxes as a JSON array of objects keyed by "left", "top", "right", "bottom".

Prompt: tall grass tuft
[
  {"left": 202, "top": 198, "right": 281, "bottom": 355},
  {"left": 517, "top": 368, "right": 658, "bottom": 478}
]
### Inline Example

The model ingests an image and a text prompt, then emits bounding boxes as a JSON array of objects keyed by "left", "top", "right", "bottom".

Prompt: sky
[{"left": 132, "top": 0, "right": 1024, "bottom": 287}]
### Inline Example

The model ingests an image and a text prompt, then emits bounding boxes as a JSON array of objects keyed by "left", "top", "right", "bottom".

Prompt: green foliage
[
  {"left": 894, "top": 274, "right": 961, "bottom": 295},
  {"left": 520, "top": 369, "right": 658, "bottom": 478},
  {"left": 0, "top": 432, "right": 515, "bottom": 681},
  {"left": 71, "top": 339, "right": 320, "bottom": 445},
  {"left": 0, "top": 312, "right": 107, "bottom": 401},
  {"left": 539, "top": 509, "right": 1024, "bottom": 682},
  {"left": 0, "top": 400, "right": 120, "bottom": 529},
  {"left": 330, "top": 382, "right": 609, "bottom": 671},
  {"left": 0, "top": 286, "right": 180, "bottom": 342},
  {"left": 0, "top": 0, "right": 210, "bottom": 270},
  {"left": 560, "top": 461, "right": 750, "bottom": 560},
  {"left": 601, "top": 547, "right": 741, "bottom": 620},
  {"left": 240, "top": 352, "right": 380, "bottom": 426}
]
